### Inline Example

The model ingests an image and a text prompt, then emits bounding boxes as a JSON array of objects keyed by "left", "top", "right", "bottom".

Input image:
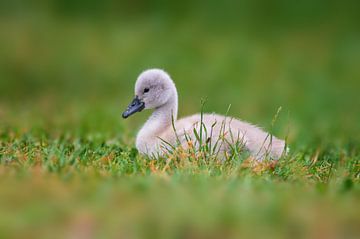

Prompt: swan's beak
[{"left": 122, "top": 96, "right": 145, "bottom": 118}]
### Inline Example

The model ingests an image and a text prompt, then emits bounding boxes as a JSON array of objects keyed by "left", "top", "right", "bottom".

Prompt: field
[{"left": 0, "top": 1, "right": 359, "bottom": 238}]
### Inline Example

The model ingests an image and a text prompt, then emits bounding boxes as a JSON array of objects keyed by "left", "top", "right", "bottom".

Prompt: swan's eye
[{"left": 143, "top": 88, "right": 150, "bottom": 93}]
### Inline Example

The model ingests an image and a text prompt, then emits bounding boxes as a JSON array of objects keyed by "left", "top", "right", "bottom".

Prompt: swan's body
[{"left": 123, "top": 69, "right": 286, "bottom": 160}]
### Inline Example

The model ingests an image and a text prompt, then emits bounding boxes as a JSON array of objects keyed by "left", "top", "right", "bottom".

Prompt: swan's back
[{"left": 159, "top": 113, "right": 285, "bottom": 160}]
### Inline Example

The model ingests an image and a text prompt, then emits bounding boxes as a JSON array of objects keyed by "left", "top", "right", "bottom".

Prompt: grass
[
  {"left": 1, "top": 1, "right": 360, "bottom": 238},
  {"left": 0, "top": 106, "right": 359, "bottom": 238}
]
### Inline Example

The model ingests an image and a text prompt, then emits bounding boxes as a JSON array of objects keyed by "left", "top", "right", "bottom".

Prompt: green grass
[
  {"left": 0, "top": 108, "right": 359, "bottom": 238},
  {"left": 1, "top": 1, "right": 360, "bottom": 238}
]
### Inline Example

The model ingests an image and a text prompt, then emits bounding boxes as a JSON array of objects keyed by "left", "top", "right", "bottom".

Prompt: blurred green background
[
  {"left": 1, "top": 0, "right": 359, "bottom": 147},
  {"left": 0, "top": 1, "right": 360, "bottom": 238}
]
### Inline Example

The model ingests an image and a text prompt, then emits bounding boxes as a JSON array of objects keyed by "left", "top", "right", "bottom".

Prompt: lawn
[{"left": 0, "top": 1, "right": 359, "bottom": 238}]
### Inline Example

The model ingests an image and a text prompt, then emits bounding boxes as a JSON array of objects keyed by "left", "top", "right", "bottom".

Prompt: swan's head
[{"left": 122, "top": 69, "right": 176, "bottom": 118}]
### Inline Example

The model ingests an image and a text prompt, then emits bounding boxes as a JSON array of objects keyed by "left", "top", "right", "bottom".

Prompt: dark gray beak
[{"left": 122, "top": 96, "right": 145, "bottom": 118}]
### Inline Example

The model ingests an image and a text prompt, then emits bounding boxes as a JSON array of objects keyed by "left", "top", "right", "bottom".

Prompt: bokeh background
[
  {"left": 0, "top": 0, "right": 359, "bottom": 238},
  {"left": 1, "top": 0, "right": 359, "bottom": 147}
]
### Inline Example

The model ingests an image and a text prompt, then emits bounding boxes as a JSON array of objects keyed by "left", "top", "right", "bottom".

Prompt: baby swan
[{"left": 122, "top": 69, "right": 286, "bottom": 160}]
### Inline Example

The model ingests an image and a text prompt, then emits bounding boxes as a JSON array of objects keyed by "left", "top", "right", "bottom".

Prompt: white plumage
[{"left": 122, "top": 69, "right": 286, "bottom": 160}]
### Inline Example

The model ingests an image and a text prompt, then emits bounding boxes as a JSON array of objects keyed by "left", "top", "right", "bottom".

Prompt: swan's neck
[
  {"left": 147, "top": 95, "right": 178, "bottom": 130},
  {"left": 136, "top": 92, "right": 178, "bottom": 153}
]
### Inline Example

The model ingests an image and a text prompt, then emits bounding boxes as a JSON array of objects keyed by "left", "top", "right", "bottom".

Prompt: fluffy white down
[{"left": 127, "top": 69, "right": 286, "bottom": 160}]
